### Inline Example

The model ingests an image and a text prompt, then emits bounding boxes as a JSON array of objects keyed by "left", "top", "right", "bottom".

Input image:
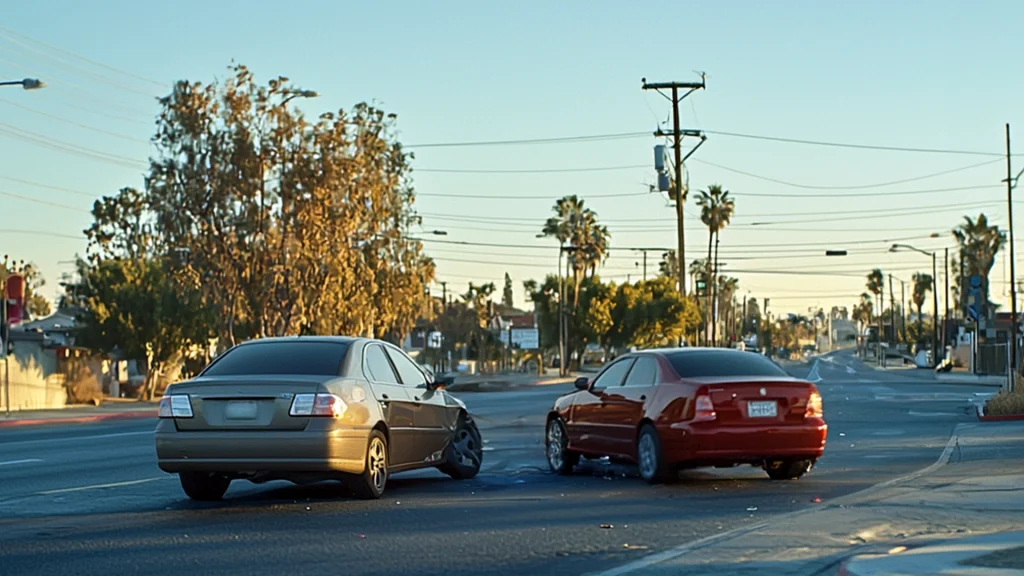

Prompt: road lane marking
[
  {"left": 0, "top": 458, "right": 43, "bottom": 467},
  {"left": 0, "top": 430, "right": 152, "bottom": 447},
  {"left": 807, "top": 360, "right": 823, "bottom": 383},
  {"left": 36, "top": 477, "right": 166, "bottom": 495}
]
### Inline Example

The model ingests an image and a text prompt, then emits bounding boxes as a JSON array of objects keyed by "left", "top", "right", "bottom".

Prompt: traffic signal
[{"left": 696, "top": 279, "right": 707, "bottom": 297}]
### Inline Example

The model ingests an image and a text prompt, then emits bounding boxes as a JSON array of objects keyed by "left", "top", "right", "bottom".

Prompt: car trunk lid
[
  {"left": 693, "top": 377, "right": 817, "bottom": 426},
  {"left": 168, "top": 375, "right": 326, "bottom": 431}
]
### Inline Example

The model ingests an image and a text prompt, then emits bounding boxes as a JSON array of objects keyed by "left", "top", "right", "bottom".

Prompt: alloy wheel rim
[
  {"left": 454, "top": 428, "right": 481, "bottom": 468},
  {"left": 638, "top": 434, "right": 656, "bottom": 479},
  {"left": 546, "top": 421, "right": 564, "bottom": 469},
  {"left": 369, "top": 437, "right": 387, "bottom": 491}
]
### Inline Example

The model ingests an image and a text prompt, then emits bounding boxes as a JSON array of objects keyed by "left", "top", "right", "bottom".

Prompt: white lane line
[
  {"left": 36, "top": 477, "right": 167, "bottom": 495},
  {"left": 1, "top": 430, "right": 152, "bottom": 447},
  {"left": 0, "top": 458, "right": 43, "bottom": 467},
  {"left": 807, "top": 360, "right": 823, "bottom": 383}
]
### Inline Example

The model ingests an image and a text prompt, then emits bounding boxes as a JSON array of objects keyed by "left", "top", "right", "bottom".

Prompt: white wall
[{"left": 0, "top": 343, "right": 67, "bottom": 411}]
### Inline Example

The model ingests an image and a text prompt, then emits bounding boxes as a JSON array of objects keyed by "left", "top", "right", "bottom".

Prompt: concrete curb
[
  {"left": 936, "top": 372, "right": 1006, "bottom": 386},
  {"left": 0, "top": 410, "right": 158, "bottom": 428},
  {"left": 975, "top": 405, "right": 1024, "bottom": 422}
]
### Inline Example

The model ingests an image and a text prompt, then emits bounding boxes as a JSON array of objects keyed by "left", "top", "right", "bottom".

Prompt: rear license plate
[
  {"left": 747, "top": 401, "right": 778, "bottom": 418},
  {"left": 225, "top": 401, "right": 258, "bottom": 420}
]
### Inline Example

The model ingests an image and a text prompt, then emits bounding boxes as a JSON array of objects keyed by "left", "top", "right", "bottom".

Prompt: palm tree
[
  {"left": 696, "top": 184, "right": 735, "bottom": 346},
  {"left": 866, "top": 268, "right": 885, "bottom": 344},
  {"left": 911, "top": 273, "right": 933, "bottom": 344},
  {"left": 853, "top": 293, "right": 873, "bottom": 336},
  {"left": 659, "top": 250, "right": 679, "bottom": 280},
  {"left": 541, "top": 195, "right": 611, "bottom": 306},
  {"left": 717, "top": 276, "right": 740, "bottom": 343},
  {"left": 952, "top": 213, "right": 1006, "bottom": 312}
]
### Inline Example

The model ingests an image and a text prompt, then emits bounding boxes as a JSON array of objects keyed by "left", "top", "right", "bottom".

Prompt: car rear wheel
[
  {"left": 349, "top": 430, "right": 388, "bottom": 499},
  {"left": 764, "top": 459, "right": 812, "bottom": 481},
  {"left": 438, "top": 414, "right": 483, "bottom": 480},
  {"left": 637, "top": 424, "right": 671, "bottom": 484},
  {"left": 179, "top": 471, "right": 231, "bottom": 501},
  {"left": 546, "top": 418, "right": 579, "bottom": 475}
]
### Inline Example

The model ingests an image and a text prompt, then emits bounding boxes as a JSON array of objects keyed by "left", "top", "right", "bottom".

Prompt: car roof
[
  {"left": 234, "top": 335, "right": 364, "bottom": 346},
  {"left": 628, "top": 347, "right": 739, "bottom": 355}
]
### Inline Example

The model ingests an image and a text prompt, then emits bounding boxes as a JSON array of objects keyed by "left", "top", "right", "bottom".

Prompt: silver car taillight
[
  {"left": 289, "top": 393, "right": 347, "bottom": 417},
  {"left": 158, "top": 395, "right": 194, "bottom": 418}
]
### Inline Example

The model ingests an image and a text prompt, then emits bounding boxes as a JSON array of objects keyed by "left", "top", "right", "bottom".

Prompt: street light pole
[
  {"left": 1006, "top": 123, "right": 1019, "bottom": 378},
  {"left": 0, "top": 78, "right": 45, "bottom": 90},
  {"left": 891, "top": 243, "right": 942, "bottom": 366}
]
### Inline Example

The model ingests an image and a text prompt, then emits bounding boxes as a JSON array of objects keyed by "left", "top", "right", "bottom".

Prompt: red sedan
[{"left": 545, "top": 348, "right": 827, "bottom": 483}]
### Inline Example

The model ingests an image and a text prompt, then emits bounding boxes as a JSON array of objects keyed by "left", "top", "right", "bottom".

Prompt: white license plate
[
  {"left": 747, "top": 401, "right": 778, "bottom": 418},
  {"left": 225, "top": 401, "right": 258, "bottom": 420}
]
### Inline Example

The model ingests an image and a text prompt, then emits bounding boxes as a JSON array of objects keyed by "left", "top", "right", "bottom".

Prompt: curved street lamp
[
  {"left": 1, "top": 78, "right": 45, "bottom": 90},
  {"left": 890, "top": 243, "right": 940, "bottom": 365}
]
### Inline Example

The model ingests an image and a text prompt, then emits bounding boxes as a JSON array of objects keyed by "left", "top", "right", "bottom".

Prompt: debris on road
[
  {"left": 746, "top": 506, "right": 758, "bottom": 512},
  {"left": 600, "top": 524, "right": 614, "bottom": 529}
]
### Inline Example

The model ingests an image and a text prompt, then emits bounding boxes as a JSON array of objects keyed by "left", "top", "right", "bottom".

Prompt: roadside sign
[
  {"left": 968, "top": 304, "right": 980, "bottom": 321},
  {"left": 500, "top": 328, "right": 540, "bottom": 350}
]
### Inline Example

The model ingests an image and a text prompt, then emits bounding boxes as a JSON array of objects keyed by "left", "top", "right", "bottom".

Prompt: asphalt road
[{"left": 0, "top": 350, "right": 996, "bottom": 576}]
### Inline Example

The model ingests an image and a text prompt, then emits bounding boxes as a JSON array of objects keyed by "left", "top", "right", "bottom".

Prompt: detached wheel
[
  {"left": 350, "top": 430, "right": 389, "bottom": 499},
  {"left": 179, "top": 472, "right": 231, "bottom": 501},
  {"left": 765, "top": 459, "right": 812, "bottom": 481},
  {"left": 546, "top": 418, "right": 579, "bottom": 475},
  {"left": 637, "top": 424, "right": 671, "bottom": 484},
  {"left": 439, "top": 414, "right": 483, "bottom": 480}
]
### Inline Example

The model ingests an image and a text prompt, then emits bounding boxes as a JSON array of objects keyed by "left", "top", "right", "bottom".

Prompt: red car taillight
[
  {"left": 693, "top": 394, "right": 716, "bottom": 422},
  {"left": 805, "top": 391, "right": 823, "bottom": 418},
  {"left": 289, "top": 393, "right": 347, "bottom": 417}
]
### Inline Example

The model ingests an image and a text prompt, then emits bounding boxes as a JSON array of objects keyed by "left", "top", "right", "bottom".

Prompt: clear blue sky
[{"left": 2, "top": 0, "right": 1022, "bottom": 318}]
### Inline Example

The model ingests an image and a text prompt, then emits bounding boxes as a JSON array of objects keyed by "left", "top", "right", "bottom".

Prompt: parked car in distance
[
  {"left": 545, "top": 347, "right": 827, "bottom": 483},
  {"left": 155, "top": 336, "right": 483, "bottom": 501}
]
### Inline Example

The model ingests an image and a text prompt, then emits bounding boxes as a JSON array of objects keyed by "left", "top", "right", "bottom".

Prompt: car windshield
[
  {"left": 201, "top": 341, "right": 350, "bottom": 377},
  {"left": 666, "top": 350, "right": 789, "bottom": 378}
]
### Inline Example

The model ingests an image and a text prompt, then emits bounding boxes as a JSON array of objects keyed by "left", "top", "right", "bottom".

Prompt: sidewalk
[
  {"left": 0, "top": 398, "right": 159, "bottom": 428},
  {"left": 602, "top": 421, "right": 1024, "bottom": 576},
  {"left": 444, "top": 371, "right": 577, "bottom": 393}
]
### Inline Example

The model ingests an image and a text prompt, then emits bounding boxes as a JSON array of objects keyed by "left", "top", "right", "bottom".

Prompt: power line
[
  {"left": 410, "top": 233, "right": 939, "bottom": 251},
  {"left": 0, "top": 228, "right": 82, "bottom": 240},
  {"left": 694, "top": 157, "right": 1002, "bottom": 190},
  {"left": 0, "top": 31, "right": 161, "bottom": 97},
  {"left": 0, "top": 25, "right": 168, "bottom": 88},
  {"left": 731, "top": 184, "right": 1001, "bottom": 199},
  {"left": 417, "top": 190, "right": 648, "bottom": 200},
  {"left": 0, "top": 122, "right": 147, "bottom": 169},
  {"left": 0, "top": 190, "right": 89, "bottom": 213},
  {"left": 0, "top": 97, "right": 151, "bottom": 144},
  {"left": 415, "top": 164, "right": 648, "bottom": 174},
  {"left": 406, "top": 131, "right": 650, "bottom": 149},
  {"left": 702, "top": 129, "right": 1014, "bottom": 157},
  {"left": 0, "top": 175, "right": 97, "bottom": 198}
]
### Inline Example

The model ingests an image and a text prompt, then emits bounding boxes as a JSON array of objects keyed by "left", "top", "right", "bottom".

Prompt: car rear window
[
  {"left": 202, "top": 341, "right": 350, "bottom": 377},
  {"left": 666, "top": 350, "right": 788, "bottom": 378}
]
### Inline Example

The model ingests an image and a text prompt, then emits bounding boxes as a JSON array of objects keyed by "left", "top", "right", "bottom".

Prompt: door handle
[{"left": 381, "top": 394, "right": 390, "bottom": 401}]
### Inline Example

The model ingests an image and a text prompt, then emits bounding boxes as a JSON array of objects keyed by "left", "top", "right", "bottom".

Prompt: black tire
[
  {"left": 438, "top": 414, "right": 483, "bottom": 480},
  {"left": 179, "top": 471, "right": 231, "bottom": 501},
  {"left": 349, "top": 430, "right": 389, "bottom": 499},
  {"left": 637, "top": 424, "right": 671, "bottom": 484},
  {"left": 545, "top": 418, "right": 580, "bottom": 475},
  {"left": 765, "top": 459, "right": 812, "bottom": 481}
]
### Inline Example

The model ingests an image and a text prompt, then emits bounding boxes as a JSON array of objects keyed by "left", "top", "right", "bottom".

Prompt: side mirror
[
  {"left": 428, "top": 374, "right": 455, "bottom": 391},
  {"left": 574, "top": 377, "right": 589, "bottom": 391}
]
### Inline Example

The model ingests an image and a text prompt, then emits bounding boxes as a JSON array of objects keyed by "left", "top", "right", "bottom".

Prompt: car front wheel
[
  {"left": 179, "top": 471, "right": 231, "bottom": 501},
  {"left": 546, "top": 418, "right": 579, "bottom": 475},
  {"left": 439, "top": 414, "right": 483, "bottom": 480},
  {"left": 349, "top": 430, "right": 389, "bottom": 499}
]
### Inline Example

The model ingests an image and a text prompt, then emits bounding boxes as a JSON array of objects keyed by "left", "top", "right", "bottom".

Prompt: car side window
[
  {"left": 624, "top": 356, "right": 658, "bottom": 387},
  {"left": 384, "top": 347, "right": 429, "bottom": 388},
  {"left": 364, "top": 345, "right": 401, "bottom": 385},
  {"left": 592, "top": 358, "right": 635, "bottom": 389}
]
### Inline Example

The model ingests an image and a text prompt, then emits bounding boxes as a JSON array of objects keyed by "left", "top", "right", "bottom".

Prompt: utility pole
[
  {"left": 932, "top": 251, "right": 940, "bottom": 366},
  {"left": 642, "top": 75, "right": 706, "bottom": 298},
  {"left": 643, "top": 250, "right": 648, "bottom": 281},
  {"left": 944, "top": 248, "right": 950, "bottom": 357},
  {"left": 1006, "top": 123, "right": 1019, "bottom": 377},
  {"left": 889, "top": 275, "right": 896, "bottom": 349},
  {"left": 900, "top": 278, "right": 906, "bottom": 344}
]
